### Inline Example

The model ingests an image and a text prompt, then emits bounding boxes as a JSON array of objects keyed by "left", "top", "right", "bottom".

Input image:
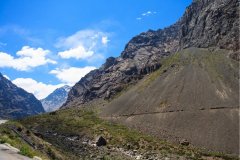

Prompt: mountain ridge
[{"left": 0, "top": 73, "right": 45, "bottom": 119}]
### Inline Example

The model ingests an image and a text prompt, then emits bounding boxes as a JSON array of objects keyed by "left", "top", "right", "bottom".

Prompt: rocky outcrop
[
  {"left": 0, "top": 73, "right": 45, "bottom": 119},
  {"left": 63, "top": 0, "right": 239, "bottom": 108},
  {"left": 41, "top": 85, "right": 71, "bottom": 112},
  {"left": 179, "top": 0, "right": 239, "bottom": 51}
]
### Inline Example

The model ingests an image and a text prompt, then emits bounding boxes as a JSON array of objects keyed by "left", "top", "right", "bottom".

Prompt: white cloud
[
  {"left": 12, "top": 78, "right": 64, "bottom": 99},
  {"left": 56, "top": 29, "right": 109, "bottom": 60},
  {"left": 142, "top": 11, "right": 152, "bottom": 16},
  {"left": 50, "top": 66, "right": 96, "bottom": 86},
  {"left": 0, "top": 46, "right": 56, "bottom": 71},
  {"left": 137, "top": 11, "right": 157, "bottom": 21},
  {"left": 3, "top": 75, "right": 10, "bottom": 80},
  {"left": 101, "top": 36, "right": 109, "bottom": 45},
  {"left": 58, "top": 45, "right": 94, "bottom": 59}
]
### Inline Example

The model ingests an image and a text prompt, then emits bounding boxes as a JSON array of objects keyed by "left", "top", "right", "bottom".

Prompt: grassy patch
[
  {"left": 21, "top": 109, "right": 155, "bottom": 147},
  {"left": 19, "top": 146, "right": 35, "bottom": 158}
]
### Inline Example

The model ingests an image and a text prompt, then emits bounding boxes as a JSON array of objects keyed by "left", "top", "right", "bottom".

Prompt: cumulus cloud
[
  {"left": 12, "top": 78, "right": 64, "bottom": 99},
  {"left": 0, "top": 46, "right": 56, "bottom": 71},
  {"left": 56, "top": 29, "right": 109, "bottom": 60},
  {"left": 58, "top": 45, "right": 94, "bottom": 59},
  {"left": 50, "top": 66, "right": 96, "bottom": 86}
]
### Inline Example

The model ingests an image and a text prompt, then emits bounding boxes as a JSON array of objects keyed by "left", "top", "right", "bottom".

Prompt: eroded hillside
[{"left": 102, "top": 48, "right": 239, "bottom": 154}]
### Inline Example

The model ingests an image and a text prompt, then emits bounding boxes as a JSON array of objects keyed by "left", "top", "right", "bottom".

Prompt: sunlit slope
[{"left": 103, "top": 47, "right": 239, "bottom": 154}]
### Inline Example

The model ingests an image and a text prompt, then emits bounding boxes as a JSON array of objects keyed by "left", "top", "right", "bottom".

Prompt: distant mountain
[
  {"left": 0, "top": 73, "right": 45, "bottom": 119},
  {"left": 41, "top": 85, "right": 71, "bottom": 112}
]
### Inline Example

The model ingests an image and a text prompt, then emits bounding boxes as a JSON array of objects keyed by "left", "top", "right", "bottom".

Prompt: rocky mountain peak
[
  {"left": 41, "top": 85, "right": 71, "bottom": 112},
  {"left": 62, "top": 85, "right": 71, "bottom": 92}
]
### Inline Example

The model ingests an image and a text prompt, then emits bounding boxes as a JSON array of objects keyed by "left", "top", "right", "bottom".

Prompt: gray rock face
[
  {"left": 41, "top": 85, "right": 71, "bottom": 112},
  {"left": 63, "top": 0, "right": 239, "bottom": 108},
  {"left": 0, "top": 73, "right": 45, "bottom": 119},
  {"left": 179, "top": 0, "right": 239, "bottom": 51}
]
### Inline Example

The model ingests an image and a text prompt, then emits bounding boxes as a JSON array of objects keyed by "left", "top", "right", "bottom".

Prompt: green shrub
[{"left": 19, "top": 146, "right": 35, "bottom": 158}]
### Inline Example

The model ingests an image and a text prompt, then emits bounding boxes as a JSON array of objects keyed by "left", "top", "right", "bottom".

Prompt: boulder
[
  {"left": 180, "top": 139, "right": 190, "bottom": 146},
  {"left": 96, "top": 136, "right": 107, "bottom": 146}
]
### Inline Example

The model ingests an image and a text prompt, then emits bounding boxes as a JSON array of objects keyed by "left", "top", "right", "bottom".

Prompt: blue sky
[{"left": 0, "top": 0, "right": 192, "bottom": 99}]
